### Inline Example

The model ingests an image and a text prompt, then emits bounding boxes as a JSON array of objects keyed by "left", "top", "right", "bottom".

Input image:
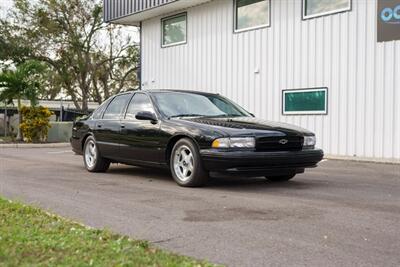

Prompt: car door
[
  {"left": 119, "top": 93, "right": 163, "bottom": 164},
  {"left": 94, "top": 93, "right": 131, "bottom": 159}
]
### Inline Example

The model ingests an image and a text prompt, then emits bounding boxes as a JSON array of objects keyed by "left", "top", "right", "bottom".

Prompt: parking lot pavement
[{"left": 0, "top": 147, "right": 399, "bottom": 267}]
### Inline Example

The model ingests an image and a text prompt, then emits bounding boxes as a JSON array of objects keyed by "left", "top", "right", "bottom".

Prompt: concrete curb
[
  {"left": 324, "top": 155, "right": 400, "bottom": 165},
  {"left": 0, "top": 143, "right": 70, "bottom": 149}
]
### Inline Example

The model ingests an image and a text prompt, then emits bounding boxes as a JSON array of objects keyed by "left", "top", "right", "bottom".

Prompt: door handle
[
  {"left": 97, "top": 124, "right": 102, "bottom": 128},
  {"left": 120, "top": 123, "right": 125, "bottom": 129}
]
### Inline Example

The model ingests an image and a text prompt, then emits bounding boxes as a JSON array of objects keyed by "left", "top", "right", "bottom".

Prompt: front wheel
[
  {"left": 265, "top": 174, "right": 296, "bottom": 182},
  {"left": 83, "top": 136, "right": 110, "bottom": 172},
  {"left": 170, "top": 138, "right": 209, "bottom": 187}
]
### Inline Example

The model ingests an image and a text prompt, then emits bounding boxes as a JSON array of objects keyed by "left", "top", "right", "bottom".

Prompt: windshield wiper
[
  {"left": 169, "top": 114, "right": 245, "bottom": 119},
  {"left": 168, "top": 114, "right": 205, "bottom": 119},
  {"left": 205, "top": 114, "right": 243, "bottom": 118}
]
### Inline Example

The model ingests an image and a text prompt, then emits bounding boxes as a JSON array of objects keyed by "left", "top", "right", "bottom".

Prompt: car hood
[{"left": 182, "top": 116, "right": 313, "bottom": 137}]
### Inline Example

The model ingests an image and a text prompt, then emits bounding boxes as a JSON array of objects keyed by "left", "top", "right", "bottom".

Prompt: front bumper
[{"left": 200, "top": 149, "right": 324, "bottom": 176}]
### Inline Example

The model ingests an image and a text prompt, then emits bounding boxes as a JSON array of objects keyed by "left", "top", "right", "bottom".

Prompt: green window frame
[
  {"left": 282, "top": 88, "right": 328, "bottom": 115},
  {"left": 161, "top": 13, "right": 187, "bottom": 48}
]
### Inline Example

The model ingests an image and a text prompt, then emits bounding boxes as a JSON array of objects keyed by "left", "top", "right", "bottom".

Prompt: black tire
[
  {"left": 266, "top": 174, "right": 296, "bottom": 182},
  {"left": 83, "top": 136, "right": 110, "bottom": 172},
  {"left": 170, "top": 138, "right": 209, "bottom": 187}
]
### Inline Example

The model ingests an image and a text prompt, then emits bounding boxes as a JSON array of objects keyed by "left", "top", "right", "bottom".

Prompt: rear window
[{"left": 91, "top": 99, "right": 110, "bottom": 120}]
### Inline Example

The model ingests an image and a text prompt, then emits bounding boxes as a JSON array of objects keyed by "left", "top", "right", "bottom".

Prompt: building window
[
  {"left": 303, "top": 0, "right": 351, "bottom": 19},
  {"left": 161, "top": 13, "right": 187, "bottom": 47},
  {"left": 282, "top": 88, "right": 328, "bottom": 115},
  {"left": 234, "top": 0, "right": 270, "bottom": 32}
]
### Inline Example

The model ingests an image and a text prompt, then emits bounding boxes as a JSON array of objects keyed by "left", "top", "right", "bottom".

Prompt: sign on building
[
  {"left": 377, "top": 0, "right": 400, "bottom": 42},
  {"left": 282, "top": 88, "right": 328, "bottom": 115}
]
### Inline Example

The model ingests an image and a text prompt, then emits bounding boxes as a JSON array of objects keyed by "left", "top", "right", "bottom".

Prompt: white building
[{"left": 105, "top": 0, "right": 400, "bottom": 163}]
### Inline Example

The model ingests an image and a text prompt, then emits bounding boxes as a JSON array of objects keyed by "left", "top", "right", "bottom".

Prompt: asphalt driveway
[{"left": 0, "top": 147, "right": 399, "bottom": 267}]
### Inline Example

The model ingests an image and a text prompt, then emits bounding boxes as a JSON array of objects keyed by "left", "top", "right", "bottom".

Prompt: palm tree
[{"left": 0, "top": 60, "right": 46, "bottom": 140}]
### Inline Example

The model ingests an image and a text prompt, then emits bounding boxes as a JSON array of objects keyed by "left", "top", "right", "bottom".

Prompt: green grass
[{"left": 0, "top": 197, "right": 217, "bottom": 267}]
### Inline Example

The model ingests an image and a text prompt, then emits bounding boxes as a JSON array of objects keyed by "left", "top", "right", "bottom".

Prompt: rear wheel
[
  {"left": 83, "top": 136, "right": 110, "bottom": 172},
  {"left": 170, "top": 138, "right": 209, "bottom": 187},
  {"left": 265, "top": 174, "right": 296, "bottom": 182}
]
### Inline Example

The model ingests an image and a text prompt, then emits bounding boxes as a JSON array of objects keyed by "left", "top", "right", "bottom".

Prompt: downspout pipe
[
  {"left": 139, "top": 21, "right": 143, "bottom": 90},
  {"left": 3, "top": 101, "right": 7, "bottom": 137}
]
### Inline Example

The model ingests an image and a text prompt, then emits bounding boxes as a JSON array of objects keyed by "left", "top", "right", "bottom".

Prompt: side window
[
  {"left": 125, "top": 93, "right": 155, "bottom": 120},
  {"left": 103, "top": 94, "right": 131, "bottom": 120}
]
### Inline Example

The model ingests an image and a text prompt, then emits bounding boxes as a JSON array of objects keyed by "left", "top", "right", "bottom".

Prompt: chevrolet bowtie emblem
[{"left": 279, "top": 139, "right": 288, "bottom": 145}]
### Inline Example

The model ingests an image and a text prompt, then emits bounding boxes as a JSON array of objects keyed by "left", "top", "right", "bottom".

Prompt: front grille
[{"left": 256, "top": 136, "right": 303, "bottom": 151}]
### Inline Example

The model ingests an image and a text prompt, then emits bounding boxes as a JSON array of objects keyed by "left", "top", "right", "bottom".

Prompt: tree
[
  {"left": 0, "top": 0, "right": 139, "bottom": 112},
  {"left": 0, "top": 60, "right": 46, "bottom": 140},
  {"left": 90, "top": 24, "right": 140, "bottom": 103}
]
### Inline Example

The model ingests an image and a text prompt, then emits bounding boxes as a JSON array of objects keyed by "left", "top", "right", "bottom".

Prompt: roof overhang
[{"left": 110, "top": 0, "right": 212, "bottom": 26}]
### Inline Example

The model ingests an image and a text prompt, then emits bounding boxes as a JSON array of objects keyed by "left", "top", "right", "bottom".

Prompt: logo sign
[
  {"left": 378, "top": 0, "right": 400, "bottom": 42},
  {"left": 279, "top": 139, "right": 289, "bottom": 145}
]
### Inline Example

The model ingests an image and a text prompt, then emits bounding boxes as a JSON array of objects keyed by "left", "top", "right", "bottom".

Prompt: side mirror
[
  {"left": 74, "top": 114, "right": 89, "bottom": 123},
  {"left": 135, "top": 111, "right": 157, "bottom": 123}
]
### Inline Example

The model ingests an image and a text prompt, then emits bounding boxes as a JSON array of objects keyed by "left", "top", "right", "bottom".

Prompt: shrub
[{"left": 20, "top": 106, "right": 53, "bottom": 143}]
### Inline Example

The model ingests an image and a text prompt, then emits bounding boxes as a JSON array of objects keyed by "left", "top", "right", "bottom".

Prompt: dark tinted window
[
  {"left": 125, "top": 93, "right": 155, "bottom": 120},
  {"left": 103, "top": 94, "right": 131, "bottom": 120}
]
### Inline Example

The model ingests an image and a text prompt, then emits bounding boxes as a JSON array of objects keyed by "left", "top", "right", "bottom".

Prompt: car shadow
[
  {"left": 208, "top": 175, "right": 319, "bottom": 191},
  {"left": 104, "top": 164, "right": 324, "bottom": 192},
  {"left": 106, "top": 164, "right": 172, "bottom": 182}
]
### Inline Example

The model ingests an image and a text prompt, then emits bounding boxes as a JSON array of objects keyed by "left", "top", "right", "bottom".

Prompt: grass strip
[{"left": 0, "top": 197, "right": 217, "bottom": 267}]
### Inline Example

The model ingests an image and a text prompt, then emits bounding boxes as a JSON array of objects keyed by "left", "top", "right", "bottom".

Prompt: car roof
[
  {"left": 115, "top": 89, "right": 219, "bottom": 97},
  {"left": 146, "top": 89, "right": 219, "bottom": 96}
]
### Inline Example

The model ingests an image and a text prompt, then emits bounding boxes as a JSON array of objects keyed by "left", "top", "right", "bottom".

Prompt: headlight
[
  {"left": 212, "top": 137, "right": 255, "bottom": 148},
  {"left": 303, "top": 135, "right": 316, "bottom": 147}
]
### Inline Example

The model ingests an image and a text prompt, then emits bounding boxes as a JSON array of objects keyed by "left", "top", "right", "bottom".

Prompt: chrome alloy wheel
[
  {"left": 85, "top": 140, "right": 97, "bottom": 168},
  {"left": 173, "top": 145, "right": 194, "bottom": 182}
]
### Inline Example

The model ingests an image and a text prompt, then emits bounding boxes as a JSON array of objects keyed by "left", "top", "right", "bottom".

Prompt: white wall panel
[{"left": 141, "top": 0, "right": 400, "bottom": 161}]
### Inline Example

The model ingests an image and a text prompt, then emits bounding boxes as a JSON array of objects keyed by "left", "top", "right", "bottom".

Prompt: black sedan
[{"left": 71, "top": 90, "right": 323, "bottom": 187}]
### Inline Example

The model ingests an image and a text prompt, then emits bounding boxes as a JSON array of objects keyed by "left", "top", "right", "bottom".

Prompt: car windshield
[{"left": 152, "top": 92, "right": 251, "bottom": 118}]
